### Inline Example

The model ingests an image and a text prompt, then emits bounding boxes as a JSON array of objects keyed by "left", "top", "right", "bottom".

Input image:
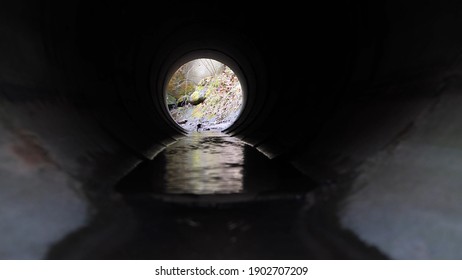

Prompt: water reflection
[
  {"left": 115, "top": 131, "right": 315, "bottom": 196},
  {"left": 54, "top": 133, "right": 385, "bottom": 260},
  {"left": 164, "top": 132, "right": 245, "bottom": 194}
]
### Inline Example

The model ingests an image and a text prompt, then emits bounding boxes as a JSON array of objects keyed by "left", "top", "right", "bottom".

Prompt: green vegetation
[{"left": 167, "top": 59, "right": 243, "bottom": 132}]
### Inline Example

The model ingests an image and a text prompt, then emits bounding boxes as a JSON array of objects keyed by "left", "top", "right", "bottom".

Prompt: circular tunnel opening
[
  {"left": 164, "top": 58, "right": 244, "bottom": 133},
  {"left": 146, "top": 26, "right": 265, "bottom": 141}
]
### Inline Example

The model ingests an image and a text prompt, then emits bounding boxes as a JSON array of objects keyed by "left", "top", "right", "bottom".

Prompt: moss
[{"left": 189, "top": 89, "right": 206, "bottom": 105}]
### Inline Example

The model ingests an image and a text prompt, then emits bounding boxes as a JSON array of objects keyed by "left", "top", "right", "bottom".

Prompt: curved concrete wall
[{"left": 1, "top": 0, "right": 462, "bottom": 259}]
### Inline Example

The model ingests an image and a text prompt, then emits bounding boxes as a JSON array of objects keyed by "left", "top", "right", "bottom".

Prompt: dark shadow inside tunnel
[
  {"left": 60, "top": 132, "right": 386, "bottom": 260},
  {"left": 4, "top": 0, "right": 462, "bottom": 260}
]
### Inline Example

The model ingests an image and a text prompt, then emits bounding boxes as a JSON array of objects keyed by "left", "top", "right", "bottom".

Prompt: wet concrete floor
[
  {"left": 48, "top": 132, "right": 387, "bottom": 259},
  {"left": 117, "top": 132, "right": 316, "bottom": 197}
]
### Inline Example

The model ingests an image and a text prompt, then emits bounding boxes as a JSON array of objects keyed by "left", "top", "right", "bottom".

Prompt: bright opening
[{"left": 165, "top": 58, "right": 244, "bottom": 132}]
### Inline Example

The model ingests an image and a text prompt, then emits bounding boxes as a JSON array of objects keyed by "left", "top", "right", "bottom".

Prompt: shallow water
[
  {"left": 117, "top": 131, "right": 313, "bottom": 196},
  {"left": 163, "top": 132, "right": 245, "bottom": 194},
  {"left": 49, "top": 132, "right": 387, "bottom": 260}
]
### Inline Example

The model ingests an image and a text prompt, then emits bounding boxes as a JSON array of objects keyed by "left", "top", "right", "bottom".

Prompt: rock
[{"left": 189, "top": 88, "right": 207, "bottom": 105}]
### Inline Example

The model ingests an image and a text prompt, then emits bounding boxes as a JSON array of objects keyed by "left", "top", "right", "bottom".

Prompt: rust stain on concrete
[{"left": 11, "top": 130, "right": 53, "bottom": 167}]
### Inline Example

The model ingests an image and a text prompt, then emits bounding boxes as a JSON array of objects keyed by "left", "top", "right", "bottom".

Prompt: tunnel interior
[{"left": 2, "top": 0, "right": 462, "bottom": 259}]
